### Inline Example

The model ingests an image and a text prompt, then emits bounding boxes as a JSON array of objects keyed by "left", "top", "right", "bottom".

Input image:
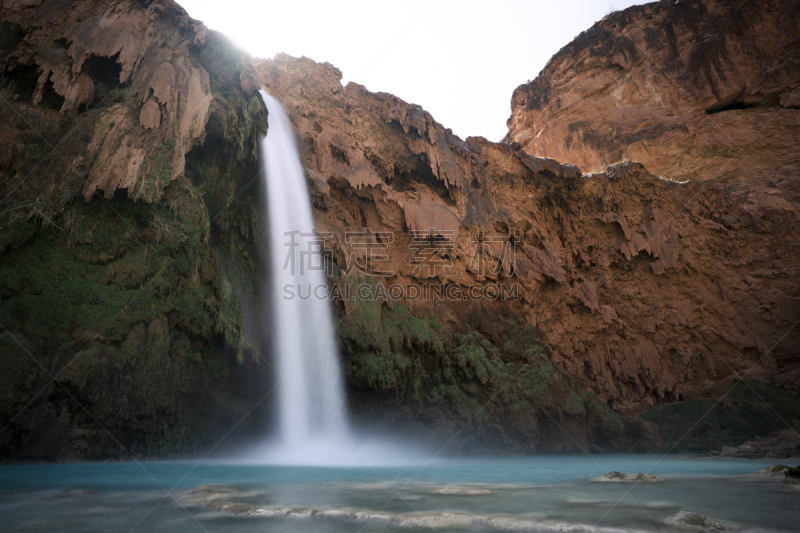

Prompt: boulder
[
  {"left": 664, "top": 511, "right": 742, "bottom": 532},
  {"left": 754, "top": 464, "right": 790, "bottom": 476}
]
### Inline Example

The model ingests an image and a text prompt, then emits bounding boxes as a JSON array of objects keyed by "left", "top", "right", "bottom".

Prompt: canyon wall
[
  {"left": 0, "top": 0, "right": 632, "bottom": 458},
  {"left": 506, "top": 0, "right": 800, "bottom": 183},
  {"left": 0, "top": 0, "right": 272, "bottom": 459},
  {"left": 258, "top": 52, "right": 799, "bottom": 434},
  {"left": 0, "top": 0, "right": 798, "bottom": 459}
]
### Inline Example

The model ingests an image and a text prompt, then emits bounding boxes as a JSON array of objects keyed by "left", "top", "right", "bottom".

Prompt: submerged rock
[
  {"left": 182, "top": 484, "right": 669, "bottom": 532},
  {"left": 590, "top": 471, "right": 663, "bottom": 482},
  {"left": 43, "top": 488, "right": 99, "bottom": 500},
  {"left": 664, "top": 511, "right": 742, "bottom": 532},
  {"left": 431, "top": 486, "right": 492, "bottom": 495}
]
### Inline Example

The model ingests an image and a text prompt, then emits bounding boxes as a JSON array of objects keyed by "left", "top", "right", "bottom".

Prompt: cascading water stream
[
  {"left": 259, "top": 90, "right": 348, "bottom": 457},
  {"left": 250, "top": 90, "right": 427, "bottom": 466}
]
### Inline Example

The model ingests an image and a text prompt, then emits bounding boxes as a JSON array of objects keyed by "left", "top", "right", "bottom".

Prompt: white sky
[{"left": 176, "top": 0, "right": 650, "bottom": 141}]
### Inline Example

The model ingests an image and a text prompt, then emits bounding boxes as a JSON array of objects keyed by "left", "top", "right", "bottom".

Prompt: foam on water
[{"left": 1, "top": 456, "right": 795, "bottom": 532}]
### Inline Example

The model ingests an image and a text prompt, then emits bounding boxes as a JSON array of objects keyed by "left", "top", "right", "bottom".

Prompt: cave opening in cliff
[
  {"left": 39, "top": 79, "right": 64, "bottom": 111},
  {"left": 0, "top": 18, "right": 23, "bottom": 53},
  {"left": 2, "top": 64, "right": 38, "bottom": 102},
  {"left": 82, "top": 52, "right": 122, "bottom": 108},
  {"left": 365, "top": 144, "right": 456, "bottom": 207},
  {"left": 329, "top": 143, "right": 350, "bottom": 166}
]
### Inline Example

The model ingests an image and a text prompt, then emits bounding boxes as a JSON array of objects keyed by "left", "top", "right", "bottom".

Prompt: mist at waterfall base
[{"left": 234, "top": 91, "right": 429, "bottom": 467}]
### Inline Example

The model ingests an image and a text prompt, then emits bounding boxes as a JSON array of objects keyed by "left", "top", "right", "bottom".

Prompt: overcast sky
[{"left": 176, "top": 0, "right": 650, "bottom": 141}]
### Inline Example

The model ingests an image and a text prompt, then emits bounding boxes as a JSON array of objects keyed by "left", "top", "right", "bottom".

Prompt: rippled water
[{"left": 1, "top": 455, "right": 796, "bottom": 532}]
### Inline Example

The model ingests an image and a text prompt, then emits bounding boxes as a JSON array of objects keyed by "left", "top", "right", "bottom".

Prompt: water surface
[{"left": 1, "top": 455, "right": 795, "bottom": 532}]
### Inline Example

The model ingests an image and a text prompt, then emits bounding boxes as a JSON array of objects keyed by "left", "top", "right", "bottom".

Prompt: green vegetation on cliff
[
  {"left": 0, "top": 191, "right": 227, "bottom": 458},
  {"left": 336, "top": 279, "right": 626, "bottom": 453},
  {"left": 0, "top": 191, "right": 213, "bottom": 336}
]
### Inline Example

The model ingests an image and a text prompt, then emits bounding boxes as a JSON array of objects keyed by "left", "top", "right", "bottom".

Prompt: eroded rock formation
[
  {"left": 0, "top": 0, "right": 270, "bottom": 459},
  {"left": 0, "top": 0, "right": 798, "bottom": 459},
  {"left": 1, "top": 0, "right": 263, "bottom": 205},
  {"left": 506, "top": 0, "right": 800, "bottom": 183},
  {"left": 258, "top": 53, "right": 800, "bottom": 425}
]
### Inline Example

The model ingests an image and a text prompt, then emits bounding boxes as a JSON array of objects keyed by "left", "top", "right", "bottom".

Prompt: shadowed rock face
[
  {"left": 0, "top": 0, "right": 272, "bottom": 460},
  {"left": 506, "top": 0, "right": 800, "bottom": 183}
]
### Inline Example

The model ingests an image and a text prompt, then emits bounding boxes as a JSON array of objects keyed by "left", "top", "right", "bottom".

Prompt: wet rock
[
  {"left": 754, "top": 464, "right": 790, "bottom": 476},
  {"left": 664, "top": 511, "right": 742, "bottom": 532},
  {"left": 590, "top": 471, "right": 663, "bottom": 482},
  {"left": 719, "top": 431, "right": 800, "bottom": 459},
  {"left": 640, "top": 385, "right": 800, "bottom": 455}
]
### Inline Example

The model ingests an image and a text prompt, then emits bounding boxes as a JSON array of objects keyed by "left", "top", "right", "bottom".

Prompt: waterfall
[
  {"left": 259, "top": 90, "right": 349, "bottom": 458},
  {"left": 249, "top": 90, "right": 426, "bottom": 466}
]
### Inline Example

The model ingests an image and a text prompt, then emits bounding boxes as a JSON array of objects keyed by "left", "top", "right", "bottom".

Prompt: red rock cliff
[
  {"left": 258, "top": 53, "right": 800, "bottom": 417},
  {"left": 505, "top": 0, "right": 800, "bottom": 183},
  {"left": 1, "top": 0, "right": 798, "bottom": 459}
]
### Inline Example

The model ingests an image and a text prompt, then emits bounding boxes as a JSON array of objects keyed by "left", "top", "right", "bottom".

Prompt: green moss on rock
[{"left": 336, "top": 285, "right": 624, "bottom": 453}]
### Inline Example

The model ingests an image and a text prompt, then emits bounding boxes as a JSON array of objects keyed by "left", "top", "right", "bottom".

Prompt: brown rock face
[
  {"left": 259, "top": 53, "right": 800, "bottom": 416},
  {"left": 719, "top": 430, "right": 800, "bottom": 459},
  {"left": 0, "top": 0, "right": 270, "bottom": 460},
  {"left": 1, "top": 0, "right": 225, "bottom": 202},
  {"left": 505, "top": 0, "right": 800, "bottom": 183}
]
